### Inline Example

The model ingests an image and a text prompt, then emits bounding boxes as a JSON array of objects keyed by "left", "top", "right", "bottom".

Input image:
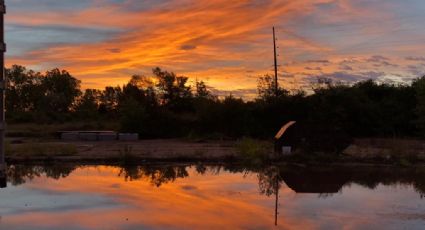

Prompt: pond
[{"left": 0, "top": 164, "right": 424, "bottom": 230}]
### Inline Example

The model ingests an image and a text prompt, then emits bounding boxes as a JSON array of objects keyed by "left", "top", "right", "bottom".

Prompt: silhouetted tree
[
  {"left": 257, "top": 74, "right": 288, "bottom": 101},
  {"left": 118, "top": 165, "right": 189, "bottom": 187},
  {"left": 75, "top": 89, "right": 101, "bottom": 120},
  {"left": 99, "top": 86, "right": 122, "bottom": 115},
  {"left": 36, "top": 68, "right": 81, "bottom": 121},
  {"left": 153, "top": 67, "right": 192, "bottom": 111},
  {"left": 120, "top": 75, "right": 157, "bottom": 109},
  {"left": 5, "top": 65, "right": 43, "bottom": 121},
  {"left": 5, "top": 64, "right": 425, "bottom": 144},
  {"left": 195, "top": 80, "right": 215, "bottom": 100}
]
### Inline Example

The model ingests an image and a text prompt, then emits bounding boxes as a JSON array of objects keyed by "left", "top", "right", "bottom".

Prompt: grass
[
  {"left": 235, "top": 138, "right": 273, "bottom": 164},
  {"left": 194, "top": 149, "right": 206, "bottom": 157},
  {"left": 185, "top": 131, "right": 230, "bottom": 142},
  {"left": 282, "top": 151, "right": 338, "bottom": 164},
  {"left": 349, "top": 138, "right": 425, "bottom": 165},
  {"left": 118, "top": 145, "right": 137, "bottom": 165},
  {"left": 6, "top": 142, "right": 78, "bottom": 158}
]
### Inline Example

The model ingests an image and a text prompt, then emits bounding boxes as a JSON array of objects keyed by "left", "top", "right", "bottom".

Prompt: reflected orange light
[{"left": 4, "top": 166, "right": 310, "bottom": 230}]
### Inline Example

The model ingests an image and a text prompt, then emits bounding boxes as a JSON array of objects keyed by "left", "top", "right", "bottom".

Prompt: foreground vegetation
[
  {"left": 5, "top": 64, "right": 425, "bottom": 157},
  {"left": 6, "top": 141, "right": 78, "bottom": 159}
]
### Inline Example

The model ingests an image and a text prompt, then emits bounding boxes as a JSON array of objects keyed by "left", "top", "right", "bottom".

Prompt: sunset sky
[{"left": 5, "top": 0, "right": 425, "bottom": 98}]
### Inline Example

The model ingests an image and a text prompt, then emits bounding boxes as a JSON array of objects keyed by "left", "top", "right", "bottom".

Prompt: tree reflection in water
[
  {"left": 4, "top": 163, "right": 425, "bottom": 227},
  {"left": 257, "top": 166, "right": 281, "bottom": 226},
  {"left": 5, "top": 163, "right": 425, "bottom": 198},
  {"left": 118, "top": 165, "right": 189, "bottom": 187},
  {"left": 6, "top": 164, "right": 76, "bottom": 186}
]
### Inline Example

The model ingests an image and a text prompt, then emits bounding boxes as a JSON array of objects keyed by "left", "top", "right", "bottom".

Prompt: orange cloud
[{"left": 5, "top": 0, "right": 425, "bottom": 98}]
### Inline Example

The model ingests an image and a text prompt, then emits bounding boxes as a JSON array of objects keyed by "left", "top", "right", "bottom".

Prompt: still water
[{"left": 0, "top": 164, "right": 424, "bottom": 230}]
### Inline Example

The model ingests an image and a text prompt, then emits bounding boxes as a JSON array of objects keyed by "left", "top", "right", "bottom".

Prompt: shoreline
[
  {"left": 5, "top": 138, "right": 425, "bottom": 167},
  {"left": 5, "top": 155, "right": 425, "bottom": 169}
]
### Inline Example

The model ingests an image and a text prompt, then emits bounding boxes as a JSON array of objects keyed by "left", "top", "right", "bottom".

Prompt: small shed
[
  {"left": 274, "top": 121, "right": 352, "bottom": 154},
  {"left": 274, "top": 121, "right": 297, "bottom": 155}
]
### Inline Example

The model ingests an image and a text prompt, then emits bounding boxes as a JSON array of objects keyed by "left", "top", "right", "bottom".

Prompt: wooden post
[{"left": 0, "top": 0, "right": 6, "bottom": 188}]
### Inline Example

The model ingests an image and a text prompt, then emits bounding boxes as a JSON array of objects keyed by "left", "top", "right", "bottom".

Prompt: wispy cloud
[{"left": 5, "top": 0, "right": 425, "bottom": 96}]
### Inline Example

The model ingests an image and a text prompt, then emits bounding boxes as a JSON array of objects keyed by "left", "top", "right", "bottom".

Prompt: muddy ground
[
  {"left": 5, "top": 137, "right": 425, "bottom": 165},
  {"left": 6, "top": 139, "right": 239, "bottom": 163}
]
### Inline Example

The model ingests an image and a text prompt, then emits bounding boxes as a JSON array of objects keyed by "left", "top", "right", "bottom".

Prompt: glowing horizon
[{"left": 5, "top": 0, "right": 425, "bottom": 98}]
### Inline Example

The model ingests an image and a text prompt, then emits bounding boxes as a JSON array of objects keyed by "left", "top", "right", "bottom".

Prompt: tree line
[{"left": 5, "top": 64, "right": 425, "bottom": 139}]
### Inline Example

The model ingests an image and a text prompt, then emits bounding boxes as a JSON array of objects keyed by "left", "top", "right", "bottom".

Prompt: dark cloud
[
  {"left": 315, "top": 71, "right": 387, "bottom": 83},
  {"left": 280, "top": 73, "right": 295, "bottom": 78},
  {"left": 298, "top": 72, "right": 314, "bottom": 76},
  {"left": 405, "top": 56, "right": 425, "bottom": 61},
  {"left": 339, "top": 58, "right": 360, "bottom": 65},
  {"left": 210, "top": 88, "right": 258, "bottom": 99},
  {"left": 181, "top": 185, "right": 197, "bottom": 191},
  {"left": 315, "top": 72, "right": 362, "bottom": 82},
  {"left": 372, "top": 61, "right": 398, "bottom": 68},
  {"left": 361, "top": 71, "right": 387, "bottom": 79},
  {"left": 380, "top": 61, "right": 398, "bottom": 67},
  {"left": 7, "top": 0, "right": 90, "bottom": 12},
  {"left": 306, "top": 59, "right": 330, "bottom": 64},
  {"left": 407, "top": 65, "right": 424, "bottom": 76},
  {"left": 305, "top": 66, "right": 322, "bottom": 71},
  {"left": 107, "top": 48, "right": 122, "bottom": 53},
  {"left": 366, "top": 55, "right": 390, "bottom": 63},
  {"left": 7, "top": 0, "right": 170, "bottom": 13},
  {"left": 339, "top": 65, "right": 353, "bottom": 71},
  {"left": 6, "top": 24, "right": 121, "bottom": 56},
  {"left": 314, "top": 2, "right": 337, "bottom": 10},
  {"left": 180, "top": 44, "right": 197, "bottom": 50}
]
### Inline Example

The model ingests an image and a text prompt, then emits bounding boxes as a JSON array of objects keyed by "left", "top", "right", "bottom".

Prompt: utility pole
[
  {"left": 274, "top": 167, "right": 280, "bottom": 226},
  {"left": 0, "top": 0, "right": 6, "bottom": 188},
  {"left": 273, "top": 27, "right": 278, "bottom": 97}
]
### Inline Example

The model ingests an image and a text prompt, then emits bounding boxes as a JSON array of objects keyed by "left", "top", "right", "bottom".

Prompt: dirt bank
[
  {"left": 6, "top": 137, "right": 425, "bottom": 166},
  {"left": 343, "top": 138, "right": 425, "bottom": 160},
  {"left": 6, "top": 139, "right": 239, "bottom": 163}
]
